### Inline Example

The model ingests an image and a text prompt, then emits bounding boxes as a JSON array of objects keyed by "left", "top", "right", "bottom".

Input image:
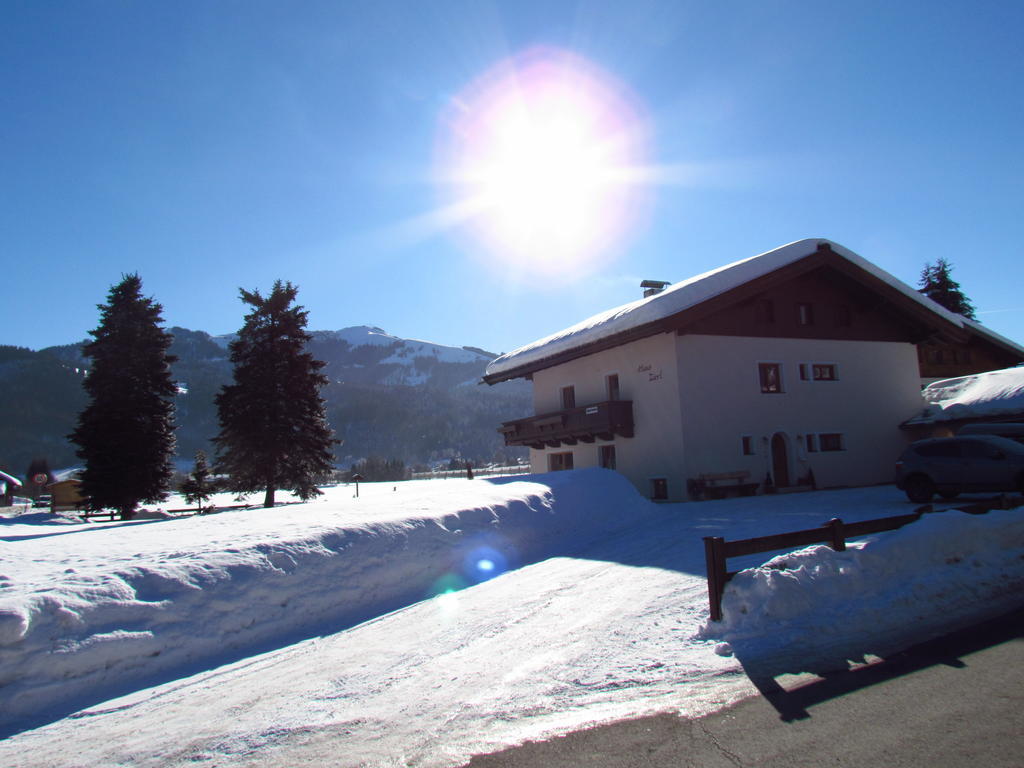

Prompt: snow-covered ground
[{"left": 1, "top": 471, "right": 1022, "bottom": 767}]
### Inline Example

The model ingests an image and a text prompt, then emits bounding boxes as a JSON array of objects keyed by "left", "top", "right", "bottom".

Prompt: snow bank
[
  {"left": 909, "top": 365, "right": 1024, "bottom": 423},
  {"left": 0, "top": 469, "right": 649, "bottom": 731},
  {"left": 703, "top": 508, "right": 1024, "bottom": 673}
]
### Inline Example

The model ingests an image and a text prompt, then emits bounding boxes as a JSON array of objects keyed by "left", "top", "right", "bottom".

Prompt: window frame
[
  {"left": 548, "top": 451, "right": 575, "bottom": 471},
  {"left": 758, "top": 362, "right": 784, "bottom": 394},
  {"left": 818, "top": 433, "right": 844, "bottom": 452},
  {"left": 560, "top": 384, "right": 576, "bottom": 410},
  {"left": 605, "top": 373, "right": 621, "bottom": 402},
  {"left": 812, "top": 362, "right": 839, "bottom": 381},
  {"left": 599, "top": 444, "right": 617, "bottom": 469}
]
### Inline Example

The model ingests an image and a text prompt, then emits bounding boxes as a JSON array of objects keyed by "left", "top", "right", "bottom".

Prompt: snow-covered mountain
[
  {"left": 208, "top": 325, "right": 495, "bottom": 387},
  {"left": 0, "top": 327, "right": 531, "bottom": 473}
]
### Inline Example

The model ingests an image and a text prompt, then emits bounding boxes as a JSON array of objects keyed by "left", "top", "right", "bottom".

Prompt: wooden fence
[
  {"left": 704, "top": 494, "right": 1024, "bottom": 621},
  {"left": 409, "top": 465, "right": 531, "bottom": 481}
]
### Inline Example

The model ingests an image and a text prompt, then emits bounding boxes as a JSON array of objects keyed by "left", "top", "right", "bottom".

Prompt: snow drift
[
  {"left": 703, "top": 507, "right": 1024, "bottom": 673},
  {"left": 0, "top": 469, "right": 650, "bottom": 732}
]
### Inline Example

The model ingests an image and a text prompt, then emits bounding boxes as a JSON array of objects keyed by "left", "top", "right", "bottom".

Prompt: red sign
[{"left": 33, "top": 473, "right": 48, "bottom": 485}]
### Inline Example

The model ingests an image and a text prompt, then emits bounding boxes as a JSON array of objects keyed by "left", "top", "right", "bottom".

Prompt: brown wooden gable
[
  {"left": 483, "top": 242, "right": 1019, "bottom": 384},
  {"left": 669, "top": 256, "right": 949, "bottom": 344},
  {"left": 918, "top": 337, "right": 1022, "bottom": 380}
]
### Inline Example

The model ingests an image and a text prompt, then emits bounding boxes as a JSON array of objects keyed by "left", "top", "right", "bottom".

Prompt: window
[
  {"left": 606, "top": 374, "right": 620, "bottom": 401},
  {"left": 812, "top": 364, "right": 837, "bottom": 381},
  {"left": 548, "top": 452, "right": 574, "bottom": 471},
  {"left": 797, "top": 302, "right": 814, "bottom": 326},
  {"left": 650, "top": 478, "right": 668, "bottom": 500},
  {"left": 961, "top": 440, "right": 1003, "bottom": 460},
  {"left": 835, "top": 304, "right": 852, "bottom": 327},
  {"left": 599, "top": 445, "right": 617, "bottom": 469},
  {"left": 741, "top": 436, "right": 754, "bottom": 456},
  {"left": 801, "top": 363, "right": 838, "bottom": 381},
  {"left": 806, "top": 434, "right": 818, "bottom": 452},
  {"left": 560, "top": 385, "right": 576, "bottom": 410},
  {"left": 759, "top": 363, "right": 783, "bottom": 393},
  {"left": 819, "top": 433, "right": 844, "bottom": 452},
  {"left": 915, "top": 442, "right": 961, "bottom": 458}
]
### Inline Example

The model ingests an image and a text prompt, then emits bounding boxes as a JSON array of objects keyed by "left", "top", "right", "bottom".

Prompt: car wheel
[
  {"left": 904, "top": 475, "right": 934, "bottom": 504},
  {"left": 938, "top": 489, "right": 960, "bottom": 500}
]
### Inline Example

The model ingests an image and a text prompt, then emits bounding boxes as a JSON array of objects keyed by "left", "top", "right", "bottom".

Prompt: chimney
[{"left": 641, "top": 279, "right": 670, "bottom": 298}]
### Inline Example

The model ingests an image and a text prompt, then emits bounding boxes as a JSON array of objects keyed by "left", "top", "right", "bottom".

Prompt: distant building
[
  {"left": 484, "top": 239, "right": 1024, "bottom": 502},
  {"left": 1, "top": 470, "right": 23, "bottom": 506},
  {"left": 47, "top": 468, "right": 86, "bottom": 512}
]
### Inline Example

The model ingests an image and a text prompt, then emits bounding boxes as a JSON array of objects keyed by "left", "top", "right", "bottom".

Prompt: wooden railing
[
  {"left": 498, "top": 400, "right": 634, "bottom": 449},
  {"left": 704, "top": 495, "right": 1024, "bottom": 621}
]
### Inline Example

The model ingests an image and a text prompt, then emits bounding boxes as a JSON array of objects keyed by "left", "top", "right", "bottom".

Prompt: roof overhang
[{"left": 484, "top": 241, "right": 986, "bottom": 384}]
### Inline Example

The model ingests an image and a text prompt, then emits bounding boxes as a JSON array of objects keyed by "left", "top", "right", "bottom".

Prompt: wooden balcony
[{"left": 498, "top": 400, "right": 634, "bottom": 449}]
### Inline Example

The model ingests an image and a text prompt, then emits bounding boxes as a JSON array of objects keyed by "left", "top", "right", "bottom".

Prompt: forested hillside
[{"left": 0, "top": 327, "right": 530, "bottom": 478}]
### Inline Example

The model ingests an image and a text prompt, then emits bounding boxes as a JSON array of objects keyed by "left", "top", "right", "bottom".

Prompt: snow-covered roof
[
  {"left": 905, "top": 365, "right": 1024, "bottom": 424},
  {"left": 0, "top": 469, "right": 22, "bottom": 487},
  {"left": 484, "top": 238, "right": 1024, "bottom": 382}
]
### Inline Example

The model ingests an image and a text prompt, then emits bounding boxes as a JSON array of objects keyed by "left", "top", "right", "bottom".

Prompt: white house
[{"left": 484, "top": 239, "right": 1024, "bottom": 502}]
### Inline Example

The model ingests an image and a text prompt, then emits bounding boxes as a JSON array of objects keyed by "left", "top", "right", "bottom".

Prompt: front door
[{"left": 771, "top": 433, "right": 790, "bottom": 488}]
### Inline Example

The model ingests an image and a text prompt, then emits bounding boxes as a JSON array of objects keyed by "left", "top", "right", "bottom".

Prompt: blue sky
[{"left": 3, "top": 1, "right": 1022, "bottom": 355}]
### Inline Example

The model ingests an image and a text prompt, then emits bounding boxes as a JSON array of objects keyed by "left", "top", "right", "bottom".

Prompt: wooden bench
[{"left": 691, "top": 471, "right": 761, "bottom": 500}]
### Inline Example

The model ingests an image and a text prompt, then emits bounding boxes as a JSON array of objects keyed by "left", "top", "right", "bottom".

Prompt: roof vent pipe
[{"left": 641, "top": 280, "right": 670, "bottom": 298}]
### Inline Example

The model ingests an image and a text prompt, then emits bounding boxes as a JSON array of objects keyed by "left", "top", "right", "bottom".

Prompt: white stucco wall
[
  {"left": 674, "top": 335, "right": 926, "bottom": 490},
  {"left": 529, "top": 332, "right": 688, "bottom": 500},
  {"left": 526, "top": 332, "right": 925, "bottom": 501}
]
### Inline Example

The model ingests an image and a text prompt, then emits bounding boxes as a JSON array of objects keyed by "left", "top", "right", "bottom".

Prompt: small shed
[
  {"left": 1, "top": 470, "right": 23, "bottom": 506},
  {"left": 47, "top": 469, "right": 86, "bottom": 512}
]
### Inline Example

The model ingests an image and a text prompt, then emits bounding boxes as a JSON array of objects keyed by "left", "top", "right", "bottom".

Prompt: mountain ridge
[{"left": 0, "top": 326, "right": 530, "bottom": 476}]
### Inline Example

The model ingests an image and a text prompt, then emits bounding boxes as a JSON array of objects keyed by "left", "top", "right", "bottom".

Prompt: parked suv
[{"left": 895, "top": 435, "right": 1024, "bottom": 503}]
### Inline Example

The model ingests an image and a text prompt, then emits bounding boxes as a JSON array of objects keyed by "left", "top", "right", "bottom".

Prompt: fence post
[
  {"left": 826, "top": 518, "right": 846, "bottom": 551},
  {"left": 704, "top": 536, "right": 727, "bottom": 621}
]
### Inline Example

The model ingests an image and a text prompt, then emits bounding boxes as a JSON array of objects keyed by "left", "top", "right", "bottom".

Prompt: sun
[{"left": 437, "top": 48, "right": 648, "bottom": 277}]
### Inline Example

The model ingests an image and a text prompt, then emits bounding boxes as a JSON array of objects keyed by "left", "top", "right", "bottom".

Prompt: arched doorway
[{"left": 771, "top": 433, "right": 790, "bottom": 488}]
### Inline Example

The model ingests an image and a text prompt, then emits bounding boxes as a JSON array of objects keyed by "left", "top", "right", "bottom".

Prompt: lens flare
[
  {"left": 463, "top": 546, "right": 507, "bottom": 583},
  {"left": 437, "top": 47, "right": 649, "bottom": 279}
]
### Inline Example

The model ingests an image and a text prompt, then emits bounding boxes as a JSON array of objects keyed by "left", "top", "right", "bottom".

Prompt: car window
[
  {"left": 914, "top": 442, "right": 962, "bottom": 458},
  {"left": 961, "top": 440, "right": 1004, "bottom": 459}
]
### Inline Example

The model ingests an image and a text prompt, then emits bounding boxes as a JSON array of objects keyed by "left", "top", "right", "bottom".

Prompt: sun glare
[{"left": 437, "top": 48, "right": 648, "bottom": 278}]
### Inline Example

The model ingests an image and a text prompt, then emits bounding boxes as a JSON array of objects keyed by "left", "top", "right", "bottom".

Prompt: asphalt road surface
[{"left": 467, "top": 608, "right": 1024, "bottom": 768}]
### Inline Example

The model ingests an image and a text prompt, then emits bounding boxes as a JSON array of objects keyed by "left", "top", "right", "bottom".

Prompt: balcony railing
[{"left": 498, "top": 400, "right": 634, "bottom": 449}]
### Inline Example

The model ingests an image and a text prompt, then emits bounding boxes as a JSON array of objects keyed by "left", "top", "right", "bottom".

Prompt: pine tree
[
  {"left": 918, "top": 258, "right": 977, "bottom": 320},
  {"left": 69, "top": 274, "right": 177, "bottom": 519},
  {"left": 214, "top": 281, "right": 337, "bottom": 507},
  {"left": 180, "top": 449, "right": 213, "bottom": 513}
]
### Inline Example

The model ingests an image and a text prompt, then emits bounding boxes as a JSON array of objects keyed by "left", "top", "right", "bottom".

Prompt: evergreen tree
[
  {"left": 918, "top": 258, "right": 977, "bottom": 320},
  {"left": 69, "top": 274, "right": 177, "bottom": 519},
  {"left": 214, "top": 281, "right": 337, "bottom": 507},
  {"left": 180, "top": 450, "right": 214, "bottom": 513}
]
